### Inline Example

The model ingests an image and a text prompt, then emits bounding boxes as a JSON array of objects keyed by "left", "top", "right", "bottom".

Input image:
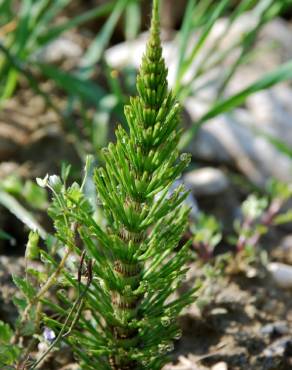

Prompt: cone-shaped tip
[{"left": 151, "top": 0, "right": 160, "bottom": 34}]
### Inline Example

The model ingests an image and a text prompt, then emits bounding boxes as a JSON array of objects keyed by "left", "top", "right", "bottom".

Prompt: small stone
[
  {"left": 184, "top": 167, "right": 229, "bottom": 196},
  {"left": 245, "top": 304, "right": 257, "bottom": 319},
  {"left": 211, "top": 362, "right": 228, "bottom": 370},
  {"left": 38, "top": 341, "right": 48, "bottom": 353},
  {"left": 263, "top": 337, "right": 292, "bottom": 357},
  {"left": 268, "top": 262, "right": 292, "bottom": 289},
  {"left": 261, "top": 321, "right": 289, "bottom": 336},
  {"left": 210, "top": 307, "right": 228, "bottom": 316}
]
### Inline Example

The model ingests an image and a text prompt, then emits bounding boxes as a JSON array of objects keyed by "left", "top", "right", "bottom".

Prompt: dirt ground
[{"left": 1, "top": 237, "right": 292, "bottom": 370}]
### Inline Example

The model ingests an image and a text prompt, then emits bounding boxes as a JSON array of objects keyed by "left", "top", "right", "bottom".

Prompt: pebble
[
  {"left": 211, "top": 362, "right": 228, "bottom": 370},
  {"left": 267, "top": 262, "right": 292, "bottom": 289},
  {"left": 261, "top": 321, "right": 289, "bottom": 336},
  {"left": 263, "top": 336, "right": 292, "bottom": 357},
  {"left": 184, "top": 167, "right": 229, "bottom": 196}
]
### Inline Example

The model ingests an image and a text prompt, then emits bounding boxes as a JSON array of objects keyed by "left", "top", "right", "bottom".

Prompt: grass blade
[
  {"left": 0, "top": 190, "right": 47, "bottom": 239},
  {"left": 124, "top": 0, "right": 141, "bottom": 40},
  {"left": 179, "top": 60, "right": 292, "bottom": 148},
  {"left": 37, "top": 63, "right": 105, "bottom": 105},
  {"left": 176, "top": 0, "right": 229, "bottom": 90},
  {"left": 37, "top": 1, "right": 115, "bottom": 46},
  {"left": 79, "top": 0, "right": 128, "bottom": 79},
  {"left": 217, "top": 0, "right": 276, "bottom": 97},
  {"left": 257, "top": 131, "right": 292, "bottom": 159},
  {"left": 175, "top": 0, "right": 197, "bottom": 87}
]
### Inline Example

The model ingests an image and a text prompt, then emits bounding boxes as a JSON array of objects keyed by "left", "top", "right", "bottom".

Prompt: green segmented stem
[{"left": 54, "top": 0, "right": 195, "bottom": 368}]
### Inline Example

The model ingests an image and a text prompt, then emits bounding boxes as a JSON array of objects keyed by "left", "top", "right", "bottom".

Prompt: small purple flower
[{"left": 43, "top": 327, "right": 56, "bottom": 343}]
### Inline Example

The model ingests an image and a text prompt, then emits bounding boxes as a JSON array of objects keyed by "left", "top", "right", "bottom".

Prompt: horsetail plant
[{"left": 20, "top": 1, "right": 197, "bottom": 369}]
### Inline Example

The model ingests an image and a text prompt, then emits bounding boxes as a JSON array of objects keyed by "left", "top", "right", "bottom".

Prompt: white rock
[
  {"left": 211, "top": 362, "right": 228, "bottom": 370},
  {"left": 268, "top": 262, "right": 292, "bottom": 289},
  {"left": 186, "top": 106, "right": 292, "bottom": 186},
  {"left": 184, "top": 167, "right": 229, "bottom": 196}
]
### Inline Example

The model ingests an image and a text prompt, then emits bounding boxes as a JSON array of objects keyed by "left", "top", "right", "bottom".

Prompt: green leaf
[
  {"left": 201, "top": 60, "right": 292, "bottom": 122},
  {"left": 21, "top": 320, "right": 35, "bottom": 336},
  {"left": 257, "top": 130, "right": 292, "bottom": 159},
  {"left": 37, "top": 63, "right": 105, "bottom": 106},
  {"left": 23, "top": 180, "right": 48, "bottom": 209},
  {"left": 180, "top": 60, "right": 292, "bottom": 148},
  {"left": 175, "top": 0, "right": 197, "bottom": 85},
  {"left": 242, "top": 194, "right": 268, "bottom": 220},
  {"left": 12, "top": 297, "right": 27, "bottom": 312},
  {"left": 274, "top": 210, "right": 292, "bottom": 225},
  {"left": 12, "top": 275, "right": 36, "bottom": 301},
  {"left": 0, "top": 189, "right": 47, "bottom": 239},
  {"left": 179, "top": 0, "right": 229, "bottom": 82},
  {"left": 0, "top": 321, "right": 13, "bottom": 343},
  {"left": 0, "top": 229, "right": 14, "bottom": 243},
  {"left": 37, "top": 1, "right": 114, "bottom": 46},
  {"left": 0, "top": 175, "right": 23, "bottom": 195},
  {"left": 79, "top": 0, "right": 128, "bottom": 78},
  {"left": 0, "top": 345, "right": 20, "bottom": 366},
  {"left": 124, "top": 1, "right": 141, "bottom": 40},
  {"left": 26, "top": 231, "right": 40, "bottom": 260}
]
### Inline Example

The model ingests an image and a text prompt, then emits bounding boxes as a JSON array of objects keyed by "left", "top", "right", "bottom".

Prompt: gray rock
[
  {"left": 263, "top": 336, "right": 292, "bottom": 357},
  {"left": 184, "top": 167, "right": 229, "bottom": 196},
  {"left": 261, "top": 321, "right": 289, "bottom": 336},
  {"left": 185, "top": 106, "right": 292, "bottom": 187}
]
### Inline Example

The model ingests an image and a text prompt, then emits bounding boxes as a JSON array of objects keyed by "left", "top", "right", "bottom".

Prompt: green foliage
[
  {"left": 232, "top": 179, "right": 292, "bottom": 256},
  {"left": 0, "top": 321, "right": 20, "bottom": 365},
  {"left": 1, "top": 174, "right": 47, "bottom": 209},
  {"left": 0, "top": 175, "right": 47, "bottom": 239},
  {"left": 26, "top": 231, "right": 40, "bottom": 260},
  {"left": 0, "top": 0, "right": 139, "bottom": 100},
  {"left": 190, "top": 213, "right": 222, "bottom": 260},
  {"left": 16, "top": 2, "right": 196, "bottom": 369},
  {"left": 241, "top": 194, "right": 268, "bottom": 221}
]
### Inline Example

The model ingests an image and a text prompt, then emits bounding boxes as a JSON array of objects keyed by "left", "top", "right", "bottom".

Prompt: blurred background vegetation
[{"left": 0, "top": 0, "right": 292, "bottom": 257}]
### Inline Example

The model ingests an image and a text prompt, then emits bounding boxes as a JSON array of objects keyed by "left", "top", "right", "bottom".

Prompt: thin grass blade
[{"left": 179, "top": 60, "right": 292, "bottom": 148}]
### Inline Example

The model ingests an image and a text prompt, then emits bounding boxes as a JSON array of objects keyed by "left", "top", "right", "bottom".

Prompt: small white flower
[
  {"left": 48, "top": 175, "right": 62, "bottom": 191},
  {"left": 36, "top": 174, "right": 49, "bottom": 188}
]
